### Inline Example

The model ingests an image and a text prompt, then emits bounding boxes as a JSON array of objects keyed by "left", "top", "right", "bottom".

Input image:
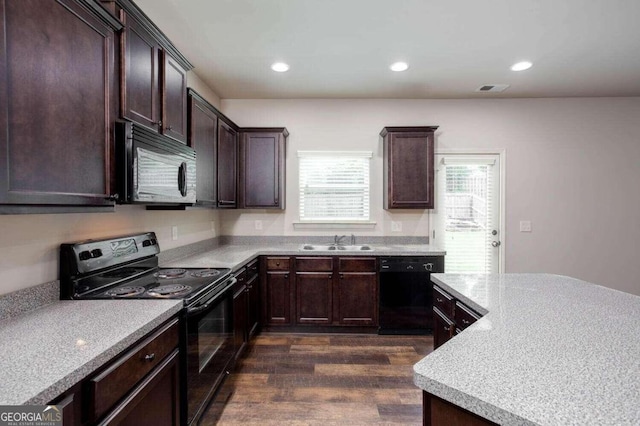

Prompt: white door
[{"left": 430, "top": 154, "right": 502, "bottom": 273}]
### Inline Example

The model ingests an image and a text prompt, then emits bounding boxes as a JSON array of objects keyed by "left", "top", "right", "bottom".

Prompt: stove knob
[
  {"left": 142, "top": 239, "right": 152, "bottom": 247},
  {"left": 91, "top": 249, "right": 103, "bottom": 258},
  {"left": 79, "top": 251, "right": 91, "bottom": 261}
]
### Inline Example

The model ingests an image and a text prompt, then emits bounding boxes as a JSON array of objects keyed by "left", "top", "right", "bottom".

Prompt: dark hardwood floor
[{"left": 200, "top": 333, "right": 433, "bottom": 425}]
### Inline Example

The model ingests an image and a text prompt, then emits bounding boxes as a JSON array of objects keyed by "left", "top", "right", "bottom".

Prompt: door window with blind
[
  {"left": 431, "top": 154, "right": 502, "bottom": 273},
  {"left": 298, "top": 151, "right": 372, "bottom": 222}
]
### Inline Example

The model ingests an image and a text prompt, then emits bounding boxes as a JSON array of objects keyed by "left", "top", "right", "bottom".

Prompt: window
[{"left": 298, "top": 151, "right": 372, "bottom": 222}]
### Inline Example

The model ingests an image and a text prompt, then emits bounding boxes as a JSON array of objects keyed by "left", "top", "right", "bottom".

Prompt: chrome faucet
[
  {"left": 350, "top": 234, "right": 356, "bottom": 245},
  {"left": 334, "top": 235, "right": 346, "bottom": 246}
]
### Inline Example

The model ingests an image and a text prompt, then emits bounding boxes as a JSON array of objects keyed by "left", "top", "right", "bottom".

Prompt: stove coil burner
[
  {"left": 155, "top": 269, "right": 187, "bottom": 279},
  {"left": 190, "top": 269, "right": 222, "bottom": 278},
  {"left": 104, "top": 286, "right": 146, "bottom": 297},
  {"left": 147, "top": 284, "right": 192, "bottom": 297}
]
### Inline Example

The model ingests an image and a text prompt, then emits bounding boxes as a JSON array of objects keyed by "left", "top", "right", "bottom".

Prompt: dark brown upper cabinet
[
  {"left": 187, "top": 90, "right": 218, "bottom": 206},
  {"left": 161, "top": 51, "right": 188, "bottom": 142},
  {"left": 217, "top": 120, "right": 239, "bottom": 208},
  {"left": 118, "top": 0, "right": 192, "bottom": 144},
  {"left": 381, "top": 126, "right": 439, "bottom": 209},
  {"left": 0, "top": 0, "right": 122, "bottom": 213},
  {"left": 239, "top": 128, "right": 289, "bottom": 209}
]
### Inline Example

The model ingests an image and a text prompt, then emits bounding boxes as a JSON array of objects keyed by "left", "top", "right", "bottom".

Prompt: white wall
[
  {"left": 0, "top": 206, "right": 219, "bottom": 295},
  {"left": 221, "top": 97, "right": 640, "bottom": 296},
  {"left": 187, "top": 71, "right": 221, "bottom": 109}
]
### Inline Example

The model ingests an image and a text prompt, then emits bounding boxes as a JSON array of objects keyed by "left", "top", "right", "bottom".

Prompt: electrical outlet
[
  {"left": 391, "top": 221, "right": 402, "bottom": 232},
  {"left": 210, "top": 221, "right": 215, "bottom": 232},
  {"left": 519, "top": 220, "right": 532, "bottom": 232},
  {"left": 171, "top": 226, "right": 178, "bottom": 240},
  {"left": 254, "top": 220, "right": 263, "bottom": 230}
]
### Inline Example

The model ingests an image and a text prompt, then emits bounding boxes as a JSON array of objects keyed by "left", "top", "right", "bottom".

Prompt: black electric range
[
  {"left": 60, "top": 232, "right": 231, "bottom": 305},
  {"left": 59, "top": 232, "right": 237, "bottom": 426}
]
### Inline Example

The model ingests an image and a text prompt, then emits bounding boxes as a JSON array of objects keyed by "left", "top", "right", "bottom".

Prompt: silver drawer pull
[
  {"left": 462, "top": 319, "right": 470, "bottom": 325},
  {"left": 436, "top": 298, "right": 444, "bottom": 303},
  {"left": 144, "top": 353, "right": 156, "bottom": 362}
]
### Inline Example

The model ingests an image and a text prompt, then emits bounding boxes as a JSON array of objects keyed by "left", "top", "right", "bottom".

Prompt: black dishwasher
[{"left": 378, "top": 256, "right": 444, "bottom": 334}]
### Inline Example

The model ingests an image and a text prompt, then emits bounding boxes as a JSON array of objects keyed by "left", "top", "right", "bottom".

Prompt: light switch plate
[
  {"left": 519, "top": 220, "right": 532, "bottom": 232},
  {"left": 171, "top": 226, "right": 178, "bottom": 240},
  {"left": 254, "top": 220, "right": 263, "bottom": 230},
  {"left": 391, "top": 221, "right": 402, "bottom": 232}
]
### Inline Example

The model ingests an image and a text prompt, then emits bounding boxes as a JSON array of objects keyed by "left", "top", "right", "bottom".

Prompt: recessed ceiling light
[
  {"left": 271, "top": 62, "right": 290, "bottom": 72},
  {"left": 390, "top": 62, "right": 409, "bottom": 72},
  {"left": 510, "top": 61, "right": 532, "bottom": 71}
]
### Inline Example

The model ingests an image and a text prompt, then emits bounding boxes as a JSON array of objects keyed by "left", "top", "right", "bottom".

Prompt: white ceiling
[{"left": 134, "top": 0, "right": 640, "bottom": 99}]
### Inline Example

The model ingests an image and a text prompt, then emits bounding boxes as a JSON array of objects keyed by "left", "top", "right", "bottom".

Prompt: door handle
[{"left": 178, "top": 162, "right": 187, "bottom": 196}]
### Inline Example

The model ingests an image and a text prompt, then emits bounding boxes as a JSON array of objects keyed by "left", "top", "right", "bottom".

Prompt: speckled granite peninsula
[
  {"left": 414, "top": 273, "right": 640, "bottom": 425},
  {"left": 0, "top": 299, "right": 182, "bottom": 405}
]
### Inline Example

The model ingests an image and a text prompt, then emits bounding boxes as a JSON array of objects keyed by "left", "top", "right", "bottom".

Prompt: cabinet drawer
[
  {"left": 338, "top": 257, "right": 376, "bottom": 272},
  {"left": 455, "top": 301, "right": 481, "bottom": 330},
  {"left": 433, "top": 285, "right": 454, "bottom": 318},
  {"left": 266, "top": 257, "right": 290, "bottom": 271},
  {"left": 89, "top": 319, "right": 179, "bottom": 422},
  {"left": 296, "top": 257, "right": 333, "bottom": 272}
]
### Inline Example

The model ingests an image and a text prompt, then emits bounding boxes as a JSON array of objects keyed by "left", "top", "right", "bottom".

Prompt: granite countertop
[
  {"left": 0, "top": 299, "right": 182, "bottom": 405},
  {"left": 413, "top": 273, "right": 640, "bottom": 425},
  {"left": 164, "top": 243, "right": 445, "bottom": 271}
]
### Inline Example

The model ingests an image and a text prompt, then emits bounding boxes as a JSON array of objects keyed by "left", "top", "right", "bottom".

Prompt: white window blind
[
  {"left": 442, "top": 161, "right": 495, "bottom": 273},
  {"left": 298, "top": 151, "right": 371, "bottom": 221}
]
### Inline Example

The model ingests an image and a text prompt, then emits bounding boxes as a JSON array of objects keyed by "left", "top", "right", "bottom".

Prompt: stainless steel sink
[{"left": 299, "top": 244, "right": 373, "bottom": 251}]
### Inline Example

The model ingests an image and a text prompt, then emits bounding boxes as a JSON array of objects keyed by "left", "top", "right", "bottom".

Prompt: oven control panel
[{"left": 61, "top": 232, "right": 160, "bottom": 276}]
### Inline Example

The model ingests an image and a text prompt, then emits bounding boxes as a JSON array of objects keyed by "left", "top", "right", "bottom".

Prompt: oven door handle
[{"left": 186, "top": 277, "right": 236, "bottom": 317}]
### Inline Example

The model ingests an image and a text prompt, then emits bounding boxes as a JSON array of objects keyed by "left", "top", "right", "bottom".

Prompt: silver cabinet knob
[{"left": 492, "top": 241, "right": 501, "bottom": 247}]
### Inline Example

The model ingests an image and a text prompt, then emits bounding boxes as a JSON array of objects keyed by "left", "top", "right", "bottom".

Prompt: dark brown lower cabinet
[
  {"left": 337, "top": 272, "right": 377, "bottom": 325},
  {"left": 296, "top": 272, "right": 333, "bottom": 325},
  {"left": 99, "top": 351, "right": 180, "bottom": 426},
  {"left": 262, "top": 256, "right": 378, "bottom": 329},
  {"left": 432, "top": 285, "right": 482, "bottom": 349},
  {"left": 47, "top": 317, "right": 181, "bottom": 426},
  {"left": 246, "top": 271, "right": 260, "bottom": 337},
  {"left": 262, "top": 257, "right": 292, "bottom": 326},
  {"left": 433, "top": 307, "right": 455, "bottom": 349},
  {"left": 423, "top": 392, "right": 497, "bottom": 426},
  {"left": 233, "top": 271, "right": 248, "bottom": 359}
]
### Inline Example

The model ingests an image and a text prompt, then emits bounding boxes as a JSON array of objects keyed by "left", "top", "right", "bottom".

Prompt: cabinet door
[
  {"left": 162, "top": 51, "right": 187, "bottom": 143},
  {"left": 337, "top": 272, "right": 377, "bottom": 326},
  {"left": 433, "top": 307, "right": 455, "bottom": 350},
  {"left": 100, "top": 350, "right": 181, "bottom": 426},
  {"left": 188, "top": 94, "right": 217, "bottom": 205},
  {"left": 0, "top": 0, "right": 116, "bottom": 208},
  {"left": 296, "top": 272, "right": 332, "bottom": 325},
  {"left": 383, "top": 129, "right": 435, "bottom": 209},
  {"left": 264, "top": 271, "right": 290, "bottom": 325},
  {"left": 239, "top": 130, "right": 286, "bottom": 209},
  {"left": 217, "top": 121, "right": 238, "bottom": 208},
  {"left": 247, "top": 273, "right": 260, "bottom": 337},
  {"left": 233, "top": 282, "right": 248, "bottom": 359},
  {"left": 121, "top": 11, "right": 161, "bottom": 132}
]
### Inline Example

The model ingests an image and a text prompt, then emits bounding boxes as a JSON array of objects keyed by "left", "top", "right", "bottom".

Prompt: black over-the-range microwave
[{"left": 115, "top": 120, "right": 196, "bottom": 205}]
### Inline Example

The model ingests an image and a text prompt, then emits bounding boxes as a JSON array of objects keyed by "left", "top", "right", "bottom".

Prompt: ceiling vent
[{"left": 475, "top": 84, "right": 510, "bottom": 93}]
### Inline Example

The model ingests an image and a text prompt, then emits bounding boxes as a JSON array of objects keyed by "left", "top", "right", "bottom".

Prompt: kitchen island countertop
[
  {"left": 414, "top": 273, "right": 640, "bottom": 425},
  {"left": 0, "top": 299, "right": 182, "bottom": 405}
]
